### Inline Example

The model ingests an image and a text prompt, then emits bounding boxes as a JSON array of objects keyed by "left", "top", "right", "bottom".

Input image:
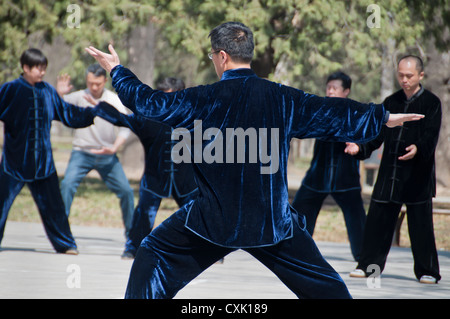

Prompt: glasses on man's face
[{"left": 208, "top": 50, "right": 222, "bottom": 59}]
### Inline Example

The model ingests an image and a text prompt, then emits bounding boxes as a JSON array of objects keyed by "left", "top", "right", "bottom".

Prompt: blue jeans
[{"left": 60, "top": 150, "right": 135, "bottom": 236}]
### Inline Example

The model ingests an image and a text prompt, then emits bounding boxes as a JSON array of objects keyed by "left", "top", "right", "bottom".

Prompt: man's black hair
[
  {"left": 156, "top": 77, "right": 185, "bottom": 92},
  {"left": 20, "top": 48, "right": 48, "bottom": 69},
  {"left": 326, "top": 71, "right": 352, "bottom": 90},
  {"left": 208, "top": 22, "right": 254, "bottom": 64},
  {"left": 398, "top": 55, "right": 424, "bottom": 73},
  {"left": 86, "top": 63, "right": 107, "bottom": 77}
]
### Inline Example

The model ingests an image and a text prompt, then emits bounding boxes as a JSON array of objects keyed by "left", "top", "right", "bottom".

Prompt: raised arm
[
  {"left": 86, "top": 44, "right": 194, "bottom": 128},
  {"left": 85, "top": 44, "right": 120, "bottom": 74}
]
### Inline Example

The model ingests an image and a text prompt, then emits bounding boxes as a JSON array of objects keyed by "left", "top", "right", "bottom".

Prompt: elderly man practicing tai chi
[{"left": 86, "top": 22, "right": 424, "bottom": 299}]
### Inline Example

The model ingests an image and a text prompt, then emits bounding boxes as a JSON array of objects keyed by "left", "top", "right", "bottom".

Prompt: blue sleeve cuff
[
  {"left": 110, "top": 64, "right": 123, "bottom": 77},
  {"left": 383, "top": 110, "right": 390, "bottom": 124}
]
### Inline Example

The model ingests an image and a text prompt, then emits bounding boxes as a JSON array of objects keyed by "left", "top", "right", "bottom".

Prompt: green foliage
[
  {"left": 57, "top": 0, "right": 156, "bottom": 88},
  {"left": 0, "top": 0, "right": 156, "bottom": 86},
  {"left": 407, "top": 0, "right": 450, "bottom": 50},
  {"left": 0, "top": 1, "right": 447, "bottom": 101},
  {"left": 0, "top": 1, "right": 56, "bottom": 80},
  {"left": 144, "top": 0, "right": 431, "bottom": 100}
]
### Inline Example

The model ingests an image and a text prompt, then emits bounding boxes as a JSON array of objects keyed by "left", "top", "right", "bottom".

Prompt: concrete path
[{"left": 0, "top": 221, "right": 448, "bottom": 299}]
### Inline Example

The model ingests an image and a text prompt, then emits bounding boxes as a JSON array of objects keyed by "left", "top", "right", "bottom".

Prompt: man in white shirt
[{"left": 58, "top": 64, "right": 135, "bottom": 239}]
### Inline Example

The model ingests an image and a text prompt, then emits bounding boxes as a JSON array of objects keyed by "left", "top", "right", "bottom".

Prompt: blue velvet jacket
[
  {"left": 110, "top": 65, "right": 386, "bottom": 248},
  {"left": 301, "top": 139, "right": 362, "bottom": 193},
  {"left": 96, "top": 102, "right": 198, "bottom": 198},
  {"left": 0, "top": 76, "right": 97, "bottom": 182}
]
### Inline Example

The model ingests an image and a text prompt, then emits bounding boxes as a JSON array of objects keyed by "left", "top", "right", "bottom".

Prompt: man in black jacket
[{"left": 346, "top": 55, "right": 442, "bottom": 284}]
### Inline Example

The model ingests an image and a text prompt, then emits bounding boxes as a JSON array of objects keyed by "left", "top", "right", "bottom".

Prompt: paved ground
[{"left": 0, "top": 221, "right": 448, "bottom": 299}]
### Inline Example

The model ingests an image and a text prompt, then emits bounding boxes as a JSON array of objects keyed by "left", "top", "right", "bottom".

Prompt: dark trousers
[
  {"left": 124, "top": 188, "right": 198, "bottom": 255},
  {"left": 292, "top": 185, "right": 366, "bottom": 261},
  {"left": 0, "top": 170, "right": 77, "bottom": 252},
  {"left": 356, "top": 200, "right": 440, "bottom": 281},
  {"left": 124, "top": 206, "right": 351, "bottom": 299}
]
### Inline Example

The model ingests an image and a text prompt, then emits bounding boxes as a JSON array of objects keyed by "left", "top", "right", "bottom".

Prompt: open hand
[
  {"left": 83, "top": 94, "right": 97, "bottom": 106},
  {"left": 85, "top": 44, "right": 120, "bottom": 73},
  {"left": 56, "top": 74, "right": 73, "bottom": 96},
  {"left": 386, "top": 113, "right": 424, "bottom": 128}
]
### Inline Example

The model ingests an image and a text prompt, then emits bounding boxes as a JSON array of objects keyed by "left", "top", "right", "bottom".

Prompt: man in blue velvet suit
[
  {"left": 87, "top": 22, "right": 424, "bottom": 299},
  {"left": 0, "top": 48, "right": 97, "bottom": 254},
  {"left": 96, "top": 77, "right": 199, "bottom": 259},
  {"left": 291, "top": 71, "right": 366, "bottom": 261}
]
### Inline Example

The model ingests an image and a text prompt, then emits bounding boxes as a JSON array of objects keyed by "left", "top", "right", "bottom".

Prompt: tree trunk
[
  {"left": 425, "top": 39, "right": 450, "bottom": 188},
  {"left": 120, "top": 22, "right": 157, "bottom": 179},
  {"left": 380, "top": 38, "right": 396, "bottom": 101}
]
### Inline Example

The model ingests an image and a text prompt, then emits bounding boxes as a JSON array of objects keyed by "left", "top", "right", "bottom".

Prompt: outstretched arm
[
  {"left": 344, "top": 113, "right": 425, "bottom": 159},
  {"left": 385, "top": 113, "right": 424, "bottom": 128},
  {"left": 51, "top": 89, "right": 97, "bottom": 128}
]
